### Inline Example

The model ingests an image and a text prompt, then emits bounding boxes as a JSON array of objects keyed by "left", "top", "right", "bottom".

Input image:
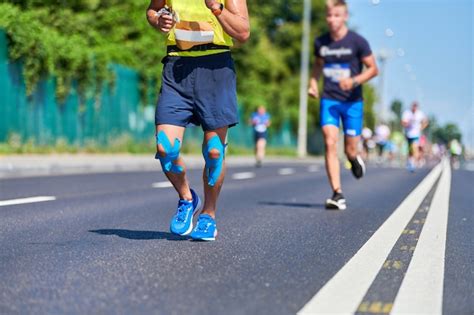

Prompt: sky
[{"left": 346, "top": 0, "right": 473, "bottom": 149}]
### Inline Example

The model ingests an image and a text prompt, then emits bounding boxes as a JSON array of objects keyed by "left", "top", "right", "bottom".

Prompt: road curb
[{"left": 0, "top": 154, "right": 323, "bottom": 179}]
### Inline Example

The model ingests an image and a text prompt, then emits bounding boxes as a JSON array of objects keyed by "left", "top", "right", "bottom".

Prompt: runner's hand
[
  {"left": 158, "top": 13, "right": 175, "bottom": 34},
  {"left": 204, "top": 0, "right": 218, "bottom": 10},
  {"left": 339, "top": 78, "right": 353, "bottom": 91},
  {"left": 308, "top": 80, "right": 319, "bottom": 99}
]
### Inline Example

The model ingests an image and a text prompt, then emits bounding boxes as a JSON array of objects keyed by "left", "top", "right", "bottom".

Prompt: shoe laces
[
  {"left": 176, "top": 200, "right": 191, "bottom": 222},
  {"left": 196, "top": 217, "right": 213, "bottom": 232}
]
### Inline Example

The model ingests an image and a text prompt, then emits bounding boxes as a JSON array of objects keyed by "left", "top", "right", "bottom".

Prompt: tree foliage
[
  {"left": 432, "top": 123, "right": 462, "bottom": 144},
  {"left": 390, "top": 99, "right": 402, "bottom": 121},
  {"left": 389, "top": 99, "right": 403, "bottom": 132},
  {"left": 0, "top": 0, "right": 165, "bottom": 103}
]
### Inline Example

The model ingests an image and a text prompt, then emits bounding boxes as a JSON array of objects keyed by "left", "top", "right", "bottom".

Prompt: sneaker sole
[
  {"left": 351, "top": 155, "right": 366, "bottom": 179},
  {"left": 192, "top": 230, "right": 218, "bottom": 242},
  {"left": 358, "top": 155, "right": 366, "bottom": 177},
  {"left": 325, "top": 199, "right": 347, "bottom": 210}
]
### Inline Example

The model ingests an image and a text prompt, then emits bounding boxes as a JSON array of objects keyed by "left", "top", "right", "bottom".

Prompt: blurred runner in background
[
  {"left": 374, "top": 122, "right": 390, "bottom": 162},
  {"left": 250, "top": 106, "right": 271, "bottom": 168},
  {"left": 401, "top": 102, "right": 428, "bottom": 172},
  {"left": 361, "top": 126, "right": 373, "bottom": 161}
]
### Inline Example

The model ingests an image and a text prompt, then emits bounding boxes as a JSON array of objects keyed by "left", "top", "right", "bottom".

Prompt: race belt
[{"left": 167, "top": 44, "right": 230, "bottom": 54}]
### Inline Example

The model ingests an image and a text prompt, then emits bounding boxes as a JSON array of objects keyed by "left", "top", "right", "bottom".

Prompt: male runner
[
  {"left": 361, "top": 126, "right": 373, "bottom": 161},
  {"left": 250, "top": 106, "right": 271, "bottom": 167},
  {"left": 308, "top": 0, "right": 378, "bottom": 210},
  {"left": 374, "top": 122, "right": 391, "bottom": 160},
  {"left": 401, "top": 102, "right": 428, "bottom": 172},
  {"left": 147, "top": 0, "right": 249, "bottom": 241}
]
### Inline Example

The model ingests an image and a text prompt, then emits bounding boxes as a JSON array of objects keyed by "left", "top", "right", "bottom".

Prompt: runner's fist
[
  {"left": 205, "top": 0, "right": 219, "bottom": 10},
  {"left": 339, "top": 78, "right": 353, "bottom": 91},
  {"left": 158, "top": 13, "right": 175, "bottom": 34},
  {"left": 308, "top": 80, "right": 319, "bottom": 99}
]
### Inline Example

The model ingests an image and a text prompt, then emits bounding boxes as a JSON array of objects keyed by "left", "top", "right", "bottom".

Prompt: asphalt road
[{"left": 0, "top": 160, "right": 472, "bottom": 314}]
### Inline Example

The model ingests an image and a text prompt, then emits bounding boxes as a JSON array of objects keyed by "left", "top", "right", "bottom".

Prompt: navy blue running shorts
[
  {"left": 155, "top": 52, "right": 239, "bottom": 131},
  {"left": 254, "top": 131, "right": 267, "bottom": 142}
]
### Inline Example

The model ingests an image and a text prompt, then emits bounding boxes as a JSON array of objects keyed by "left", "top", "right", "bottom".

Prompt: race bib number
[
  {"left": 323, "top": 63, "right": 351, "bottom": 83},
  {"left": 174, "top": 21, "right": 214, "bottom": 50},
  {"left": 255, "top": 124, "right": 267, "bottom": 133}
]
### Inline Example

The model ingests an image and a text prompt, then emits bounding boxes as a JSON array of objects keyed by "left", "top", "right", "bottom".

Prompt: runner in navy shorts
[
  {"left": 156, "top": 52, "right": 239, "bottom": 131},
  {"left": 147, "top": 0, "right": 250, "bottom": 241},
  {"left": 250, "top": 105, "right": 271, "bottom": 167}
]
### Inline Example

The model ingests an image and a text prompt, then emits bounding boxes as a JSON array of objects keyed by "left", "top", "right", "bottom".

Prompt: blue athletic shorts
[
  {"left": 155, "top": 52, "right": 239, "bottom": 131},
  {"left": 320, "top": 98, "right": 364, "bottom": 136}
]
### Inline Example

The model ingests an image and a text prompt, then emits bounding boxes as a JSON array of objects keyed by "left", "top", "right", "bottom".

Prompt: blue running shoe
[
  {"left": 190, "top": 214, "right": 217, "bottom": 241},
  {"left": 170, "top": 189, "right": 202, "bottom": 236}
]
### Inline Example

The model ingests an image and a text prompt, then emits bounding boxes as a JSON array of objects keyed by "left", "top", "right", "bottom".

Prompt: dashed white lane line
[
  {"left": 307, "top": 165, "right": 320, "bottom": 172},
  {"left": 391, "top": 159, "right": 452, "bottom": 315},
  {"left": 465, "top": 163, "right": 474, "bottom": 171},
  {"left": 0, "top": 196, "right": 57, "bottom": 207},
  {"left": 152, "top": 182, "right": 173, "bottom": 188},
  {"left": 297, "top": 161, "right": 444, "bottom": 315},
  {"left": 232, "top": 172, "right": 256, "bottom": 180},
  {"left": 278, "top": 168, "right": 295, "bottom": 176}
]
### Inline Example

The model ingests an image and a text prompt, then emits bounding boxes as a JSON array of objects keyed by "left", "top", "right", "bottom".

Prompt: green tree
[
  {"left": 390, "top": 99, "right": 402, "bottom": 121},
  {"left": 0, "top": 1, "right": 165, "bottom": 103},
  {"left": 432, "top": 123, "right": 462, "bottom": 144},
  {"left": 363, "top": 84, "right": 377, "bottom": 130},
  {"left": 389, "top": 99, "right": 403, "bottom": 132}
]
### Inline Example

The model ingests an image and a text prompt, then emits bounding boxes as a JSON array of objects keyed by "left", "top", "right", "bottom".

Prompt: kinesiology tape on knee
[
  {"left": 203, "top": 135, "right": 226, "bottom": 187},
  {"left": 155, "top": 131, "right": 183, "bottom": 174}
]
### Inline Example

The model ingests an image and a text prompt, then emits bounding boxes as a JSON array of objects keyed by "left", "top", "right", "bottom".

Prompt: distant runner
[
  {"left": 401, "top": 102, "right": 428, "bottom": 172},
  {"left": 250, "top": 106, "right": 271, "bottom": 167}
]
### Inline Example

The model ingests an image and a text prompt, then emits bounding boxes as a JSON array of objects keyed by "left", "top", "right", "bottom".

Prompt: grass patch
[{"left": 0, "top": 133, "right": 296, "bottom": 156}]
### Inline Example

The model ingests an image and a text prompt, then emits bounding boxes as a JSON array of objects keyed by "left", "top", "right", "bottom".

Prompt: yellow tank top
[{"left": 165, "top": 0, "right": 233, "bottom": 57}]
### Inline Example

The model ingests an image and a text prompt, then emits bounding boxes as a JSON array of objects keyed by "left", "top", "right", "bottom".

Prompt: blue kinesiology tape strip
[
  {"left": 203, "top": 135, "right": 225, "bottom": 187},
  {"left": 155, "top": 131, "right": 183, "bottom": 174}
]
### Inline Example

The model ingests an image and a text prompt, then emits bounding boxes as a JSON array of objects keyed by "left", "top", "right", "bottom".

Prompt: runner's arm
[
  {"left": 352, "top": 54, "right": 378, "bottom": 86},
  {"left": 147, "top": 0, "right": 175, "bottom": 34},
  {"left": 205, "top": 0, "right": 250, "bottom": 43},
  {"left": 266, "top": 117, "right": 271, "bottom": 127},
  {"left": 401, "top": 111, "right": 411, "bottom": 128},
  {"left": 308, "top": 57, "right": 324, "bottom": 98},
  {"left": 421, "top": 118, "right": 429, "bottom": 130}
]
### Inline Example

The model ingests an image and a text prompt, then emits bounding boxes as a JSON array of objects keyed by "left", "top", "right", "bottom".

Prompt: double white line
[{"left": 298, "top": 159, "right": 451, "bottom": 314}]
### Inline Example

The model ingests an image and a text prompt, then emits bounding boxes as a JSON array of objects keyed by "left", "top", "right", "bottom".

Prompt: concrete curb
[{"left": 0, "top": 154, "right": 323, "bottom": 179}]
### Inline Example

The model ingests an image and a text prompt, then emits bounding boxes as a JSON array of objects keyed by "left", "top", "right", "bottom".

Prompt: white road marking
[
  {"left": 0, "top": 196, "right": 57, "bottom": 207},
  {"left": 232, "top": 172, "right": 256, "bottom": 180},
  {"left": 278, "top": 168, "right": 295, "bottom": 175},
  {"left": 152, "top": 182, "right": 173, "bottom": 188},
  {"left": 464, "top": 162, "right": 474, "bottom": 171},
  {"left": 297, "top": 161, "right": 444, "bottom": 315},
  {"left": 391, "top": 159, "right": 451, "bottom": 314},
  {"left": 307, "top": 165, "right": 320, "bottom": 172}
]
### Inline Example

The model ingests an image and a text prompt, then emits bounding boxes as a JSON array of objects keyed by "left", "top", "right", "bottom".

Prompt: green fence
[{"left": 0, "top": 30, "right": 295, "bottom": 151}]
